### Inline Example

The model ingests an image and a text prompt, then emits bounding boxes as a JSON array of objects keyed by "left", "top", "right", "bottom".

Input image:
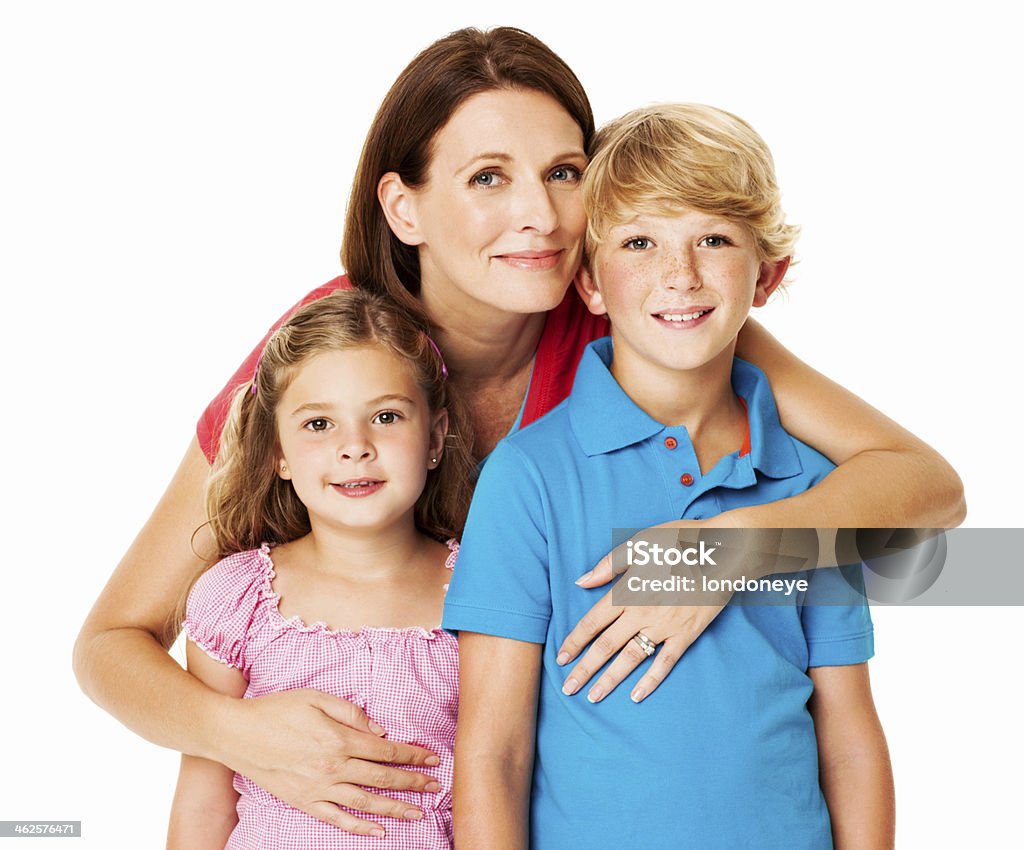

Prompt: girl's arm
[
  {"left": 73, "top": 437, "right": 441, "bottom": 834},
  {"left": 454, "top": 633, "right": 542, "bottom": 850},
  {"left": 808, "top": 663, "right": 895, "bottom": 850},
  {"left": 735, "top": 317, "right": 965, "bottom": 528},
  {"left": 166, "top": 641, "right": 248, "bottom": 850}
]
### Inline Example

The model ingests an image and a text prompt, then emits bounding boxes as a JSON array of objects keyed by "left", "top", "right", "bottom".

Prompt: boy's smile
[{"left": 579, "top": 207, "right": 788, "bottom": 406}]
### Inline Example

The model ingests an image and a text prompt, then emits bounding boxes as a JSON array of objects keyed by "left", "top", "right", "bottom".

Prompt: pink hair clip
[
  {"left": 251, "top": 351, "right": 264, "bottom": 395},
  {"left": 426, "top": 335, "right": 448, "bottom": 378}
]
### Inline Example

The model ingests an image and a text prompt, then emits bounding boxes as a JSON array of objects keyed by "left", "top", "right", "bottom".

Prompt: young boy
[{"left": 442, "top": 104, "right": 894, "bottom": 849}]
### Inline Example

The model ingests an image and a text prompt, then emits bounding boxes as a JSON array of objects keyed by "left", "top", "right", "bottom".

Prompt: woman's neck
[{"left": 420, "top": 283, "right": 547, "bottom": 388}]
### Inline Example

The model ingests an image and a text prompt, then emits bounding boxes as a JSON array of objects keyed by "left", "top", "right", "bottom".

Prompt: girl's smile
[{"left": 275, "top": 346, "right": 447, "bottom": 537}]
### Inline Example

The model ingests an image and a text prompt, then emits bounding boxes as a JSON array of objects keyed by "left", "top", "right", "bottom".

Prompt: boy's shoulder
[{"left": 481, "top": 397, "right": 578, "bottom": 491}]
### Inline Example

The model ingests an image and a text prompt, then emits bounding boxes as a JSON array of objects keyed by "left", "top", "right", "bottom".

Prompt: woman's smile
[{"left": 491, "top": 248, "right": 565, "bottom": 271}]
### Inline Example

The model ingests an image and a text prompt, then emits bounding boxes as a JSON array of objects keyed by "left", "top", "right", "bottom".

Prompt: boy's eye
[
  {"left": 470, "top": 170, "right": 506, "bottom": 187},
  {"left": 373, "top": 410, "right": 402, "bottom": 425},
  {"left": 548, "top": 165, "right": 582, "bottom": 183},
  {"left": 623, "top": 237, "right": 653, "bottom": 251},
  {"left": 304, "top": 418, "right": 331, "bottom": 432},
  {"left": 699, "top": 235, "right": 731, "bottom": 248}
]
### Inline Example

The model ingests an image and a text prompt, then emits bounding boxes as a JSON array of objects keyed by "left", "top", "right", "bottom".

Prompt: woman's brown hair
[
  {"left": 205, "top": 288, "right": 475, "bottom": 561},
  {"left": 342, "top": 26, "right": 594, "bottom": 314}
]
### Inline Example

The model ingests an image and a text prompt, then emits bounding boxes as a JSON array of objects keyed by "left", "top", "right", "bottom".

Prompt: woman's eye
[
  {"left": 699, "top": 235, "right": 731, "bottom": 248},
  {"left": 304, "top": 418, "right": 331, "bottom": 432},
  {"left": 623, "top": 237, "right": 653, "bottom": 251},
  {"left": 471, "top": 170, "right": 505, "bottom": 187},
  {"left": 549, "top": 165, "right": 582, "bottom": 183},
  {"left": 373, "top": 410, "right": 401, "bottom": 425}
]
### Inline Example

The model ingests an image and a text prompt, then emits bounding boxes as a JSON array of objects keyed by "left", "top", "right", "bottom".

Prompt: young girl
[{"left": 166, "top": 288, "right": 474, "bottom": 849}]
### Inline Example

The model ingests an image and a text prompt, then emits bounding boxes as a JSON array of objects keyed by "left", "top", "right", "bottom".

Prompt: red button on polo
[
  {"left": 664, "top": 437, "right": 678, "bottom": 449},
  {"left": 680, "top": 473, "right": 694, "bottom": 486}
]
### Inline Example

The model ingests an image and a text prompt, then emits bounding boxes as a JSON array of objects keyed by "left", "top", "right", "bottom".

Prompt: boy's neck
[{"left": 610, "top": 339, "right": 748, "bottom": 474}]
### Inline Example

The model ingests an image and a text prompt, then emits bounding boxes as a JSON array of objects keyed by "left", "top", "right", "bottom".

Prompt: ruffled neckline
[{"left": 254, "top": 540, "right": 458, "bottom": 641}]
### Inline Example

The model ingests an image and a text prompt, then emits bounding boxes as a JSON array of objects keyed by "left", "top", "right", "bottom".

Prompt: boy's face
[{"left": 578, "top": 206, "right": 788, "bottom": 379}]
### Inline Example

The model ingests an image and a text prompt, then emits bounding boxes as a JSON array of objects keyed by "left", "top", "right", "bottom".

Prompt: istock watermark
[
  {"left": 609, "top": 528, "right": 1024, "bottom": 607},
  {"left": 626, "top": 539, "right": 719, "bottom": 567}
]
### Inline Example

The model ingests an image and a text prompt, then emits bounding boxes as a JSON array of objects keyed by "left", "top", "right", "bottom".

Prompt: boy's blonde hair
[{"left": 584, "top": 103, "right": 799, "bottom": 264}]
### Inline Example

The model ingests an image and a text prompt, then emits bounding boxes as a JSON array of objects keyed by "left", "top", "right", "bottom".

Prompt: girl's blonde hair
[
  {"left": 584, "top": 103, "right": 800, "bottom": 265},
  {"left": 206, "top": 288, "right": 475, "bottom": 561}
]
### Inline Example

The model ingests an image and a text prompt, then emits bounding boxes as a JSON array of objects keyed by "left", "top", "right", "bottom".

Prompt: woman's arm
[
  {"left": 454, "top": 633, "right": 542, "bottom": 850},
  {"left": 735, "top": 317, "right": 965, "bottom": 528},
  {"left": 166, "top": 641, "right": 247, "bottom": 850},
  {"left": 808, "top": 663, "right": 895, "bottom": 850},
  {"left": 556, "top": 319, "right": 965, "bottom": 701},
  {"left": 73, "top": 437, "right": 441, "bottom": 833}
]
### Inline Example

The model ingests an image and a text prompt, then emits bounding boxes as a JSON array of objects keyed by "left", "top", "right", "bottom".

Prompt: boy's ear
[
  {"left": 574, "top": 265, "right": 609, "bottom": 317},
  {"left": 427, "top": 408, "right": 449, "bottom": 469},
  {"left": 753, "top": 257, "right": 790, "bottom": 307},
  {"left": 377, "top": 172, "right": 424, "bottom": 247}
]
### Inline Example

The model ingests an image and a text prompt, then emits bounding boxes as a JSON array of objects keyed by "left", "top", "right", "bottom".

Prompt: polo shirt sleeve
[
  {"left": 442, "top": 440, "right": 553, "bottom": 644},
  {"left": 800, "top": 563, "right": 875, "bottom": 667}
]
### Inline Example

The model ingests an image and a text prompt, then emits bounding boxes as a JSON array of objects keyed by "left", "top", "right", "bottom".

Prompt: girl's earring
[{"left": 280, "top": 463, "right": 288, "bottom": 474}]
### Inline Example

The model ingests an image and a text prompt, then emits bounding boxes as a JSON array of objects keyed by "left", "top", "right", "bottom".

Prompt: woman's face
[{"left": 404, "top": 89, "right": 588, "bottom": 318}]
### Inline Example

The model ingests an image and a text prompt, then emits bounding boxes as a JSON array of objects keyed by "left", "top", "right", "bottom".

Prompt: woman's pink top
[{"left": 184, "top": 541, "right": 459, "bottom": 849}]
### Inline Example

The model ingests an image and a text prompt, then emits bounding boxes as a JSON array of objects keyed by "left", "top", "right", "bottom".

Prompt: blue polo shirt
[{"left": 443, "top": 338, "right": 874, "bottom": 850}]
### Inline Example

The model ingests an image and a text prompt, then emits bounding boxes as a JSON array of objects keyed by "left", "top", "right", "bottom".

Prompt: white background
[{"left": 2, "top": 1, "right": 1020, "bottom": 847}]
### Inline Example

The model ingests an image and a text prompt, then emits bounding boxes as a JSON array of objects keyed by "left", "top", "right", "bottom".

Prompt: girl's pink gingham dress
[{"left": 183, "top": 540, "right": 459, "bottom": 850}]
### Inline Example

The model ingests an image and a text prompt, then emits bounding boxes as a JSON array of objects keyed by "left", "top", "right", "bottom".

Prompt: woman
[{"left": 73, "top": 26, "right": 963, "bottom": 837}]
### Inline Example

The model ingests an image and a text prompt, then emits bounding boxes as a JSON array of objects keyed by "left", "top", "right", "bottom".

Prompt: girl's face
[
  {"left": 275, "top": 346, "right": 447, "bottom": 538},
  {"left": 390, "top": 88, "right": 588, "bottom": 319}
]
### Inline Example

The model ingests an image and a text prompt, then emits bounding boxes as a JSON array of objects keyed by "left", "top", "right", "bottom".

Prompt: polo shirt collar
[
  {"left": 568, "top": 338, "right": 665, "bottom": 456},
  {"left": 568, "top": 338, "right": 802, "bottom": 480}
]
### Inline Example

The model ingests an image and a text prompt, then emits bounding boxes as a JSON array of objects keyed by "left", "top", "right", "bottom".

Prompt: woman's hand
[
  {"left": 557, "top": 587, "right": 724, "bottom": 705},
  {"left": 73, "top": 438, "right": 439, "bottom": 836},
  {"left": 220, "top": 688, "right": 442, "bottom": 833},
  {"left": 557, "top": 520, "right": 731, "bottom": 704}
]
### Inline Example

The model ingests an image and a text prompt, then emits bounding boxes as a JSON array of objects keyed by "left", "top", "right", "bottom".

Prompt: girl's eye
[
  {"left": 471, "top": 170, "right": 506, "bottom": 187},
  {"left": 549, "top": 165, "right": 582, "bottom": 183},
  {"left": 304, "top": 418, "right": 331, "bottom": 432},
  {"left": 699, "top": 235, "right": 731, "bottom": 248},
  {"left": 373, "top": 410, "right": 402, "bottom": 425},
  {"left": 623, "top": 237, "right": 653, "bottom": 251}
]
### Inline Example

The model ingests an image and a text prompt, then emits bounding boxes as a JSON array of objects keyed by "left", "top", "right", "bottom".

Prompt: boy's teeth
[{"left": 661, "top": 310, "right": 709, "bottom": 322}]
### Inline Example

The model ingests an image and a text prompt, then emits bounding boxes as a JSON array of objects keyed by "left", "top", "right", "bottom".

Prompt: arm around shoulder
[{"left": 735, "top": 318, "right": 965, "bottom": 529}]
